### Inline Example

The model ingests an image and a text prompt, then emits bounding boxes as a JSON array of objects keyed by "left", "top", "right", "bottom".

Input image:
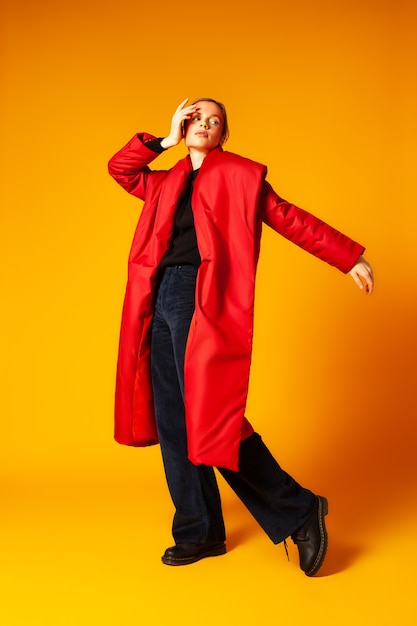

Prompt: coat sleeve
[
  {"left": 259, "top": 180, "right": 365, "bottom": 273},
  {"left": 108, "top": 133, "right": 166, "bottom": 199}
]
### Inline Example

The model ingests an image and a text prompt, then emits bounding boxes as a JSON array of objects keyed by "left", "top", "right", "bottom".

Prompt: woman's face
[{"left": 184, "top": 101, "right": 224, "bottom": 152}]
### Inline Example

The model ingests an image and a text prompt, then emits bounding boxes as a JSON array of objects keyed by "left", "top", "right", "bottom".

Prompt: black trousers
[{"left": 151, "top": 265, "right": 316, "bottom": 545}]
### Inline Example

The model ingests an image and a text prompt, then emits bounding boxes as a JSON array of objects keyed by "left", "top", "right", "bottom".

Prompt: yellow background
[{"left": 1, "top": 0, "right": 416, "bottom": 623}]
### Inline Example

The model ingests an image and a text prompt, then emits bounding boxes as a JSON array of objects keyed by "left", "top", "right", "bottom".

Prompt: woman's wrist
[{"left": 160, "top": 136, "right": 176, "bottom": 149}]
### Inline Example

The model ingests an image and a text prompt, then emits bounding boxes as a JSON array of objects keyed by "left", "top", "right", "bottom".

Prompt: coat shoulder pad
[{"left": 216, "top": 150, "right": 266, "bottom": 175}]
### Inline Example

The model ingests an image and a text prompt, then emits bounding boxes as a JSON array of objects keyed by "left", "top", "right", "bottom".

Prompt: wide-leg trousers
[{"left": 150, "top": 265, "right": 316, "bottom": 545}]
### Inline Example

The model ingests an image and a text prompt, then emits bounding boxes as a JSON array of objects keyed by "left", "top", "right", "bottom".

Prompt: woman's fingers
[
  {"left": 173, "top": 99, "right": 197, "bottom": 121},
  {"left": 349, "top": 256, "right": 374, "bottom": 294},
  {"left": 175, "top": 98, "right": 191, "bottom": 113}
]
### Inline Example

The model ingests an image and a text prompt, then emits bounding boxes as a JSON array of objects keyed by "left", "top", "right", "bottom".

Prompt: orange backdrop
[{"left": 1, "top": 0, "right": 416, "bottom": 624}]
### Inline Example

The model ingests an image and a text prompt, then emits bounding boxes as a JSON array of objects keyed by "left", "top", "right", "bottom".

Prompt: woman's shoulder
[
  {"left": 219, "top": 149, "right": 260, "bottom": 163},
  {"left": 211, "top": 149, "right": 267, "bottom": 176}
]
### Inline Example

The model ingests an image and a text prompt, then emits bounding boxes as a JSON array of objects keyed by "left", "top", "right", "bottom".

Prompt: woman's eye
[
  {"left": 209, "top": 119, "right": 219, "bottom": 126},
  {"left": 192, "top": 116, "right": 200, "bottom": 122}
]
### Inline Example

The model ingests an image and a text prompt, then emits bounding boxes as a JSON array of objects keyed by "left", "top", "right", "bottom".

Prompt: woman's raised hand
[{"left": 160, "top": 99, "right": 198, "bottom": 149}]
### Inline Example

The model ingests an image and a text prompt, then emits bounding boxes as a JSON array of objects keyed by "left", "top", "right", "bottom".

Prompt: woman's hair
[{"left": 188, "top": 97, "right": 230, "bottom": 144}]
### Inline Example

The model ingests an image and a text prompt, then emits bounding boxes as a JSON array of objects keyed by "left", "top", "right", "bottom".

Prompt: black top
[{"left": 145, "top": 137, "right": 201, "bottom": 268}]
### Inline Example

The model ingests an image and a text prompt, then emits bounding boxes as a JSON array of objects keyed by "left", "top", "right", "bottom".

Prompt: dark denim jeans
[{"left": 151, "top": 265, "right": 315, "bottom": 545}]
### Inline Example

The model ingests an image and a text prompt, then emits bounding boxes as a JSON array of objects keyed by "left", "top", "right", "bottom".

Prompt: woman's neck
[{"left": 188, "top": 147, "right": 209, "bottom": 171}]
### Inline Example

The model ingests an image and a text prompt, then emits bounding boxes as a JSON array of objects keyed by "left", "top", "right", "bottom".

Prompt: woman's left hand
[{"left": 349, "top": 255, "right": 374, "bottom": 294}]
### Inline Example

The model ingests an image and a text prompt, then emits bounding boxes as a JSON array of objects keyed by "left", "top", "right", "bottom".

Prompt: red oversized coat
[{"left": 108, "top": 134, "right": 364, "bottom": 471}]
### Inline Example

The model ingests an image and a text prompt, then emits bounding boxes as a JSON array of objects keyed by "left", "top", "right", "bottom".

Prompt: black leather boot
[{"left": 291, "top": 495, "right": 328, "bottom": 576}]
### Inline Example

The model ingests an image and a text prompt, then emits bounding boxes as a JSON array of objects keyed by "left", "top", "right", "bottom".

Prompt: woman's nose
[{"left": 200, "top": 120, "right": 208, "bottom": 128}]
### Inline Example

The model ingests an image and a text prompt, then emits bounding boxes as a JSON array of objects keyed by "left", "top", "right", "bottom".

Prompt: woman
[{"left": 108, "top": 98, "right": 374, "bottom": 576}]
